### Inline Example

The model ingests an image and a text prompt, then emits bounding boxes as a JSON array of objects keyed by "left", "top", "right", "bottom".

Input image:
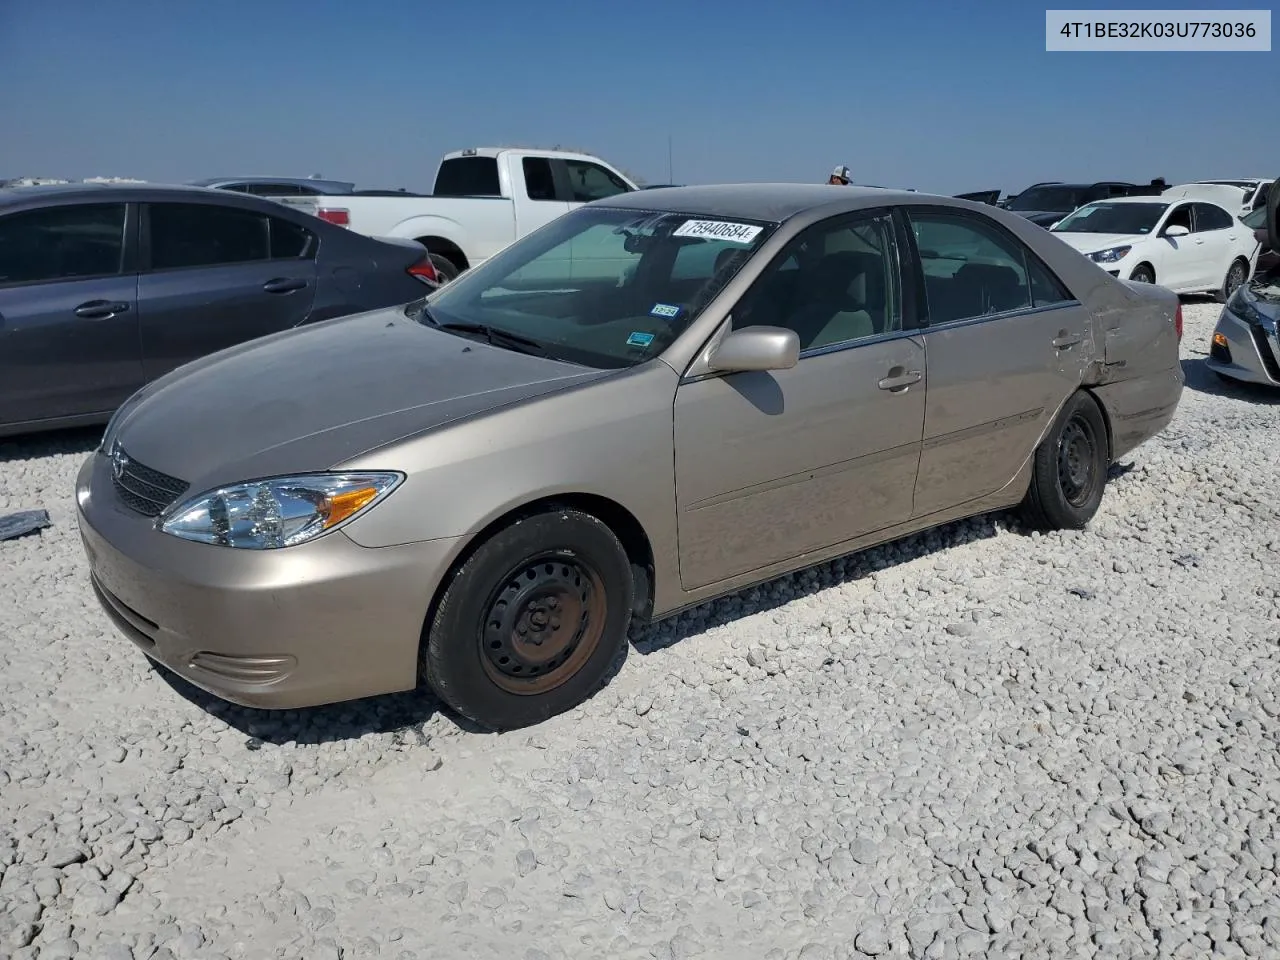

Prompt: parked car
[
  {"left": 77, "top": 183, "right": 1185, "bottom": 730},
  {"left": 1004, "top": 181, "right": 1152, "bottom": 227},
  {"left": 188, "top": 176, "right": 357, "bottom": 197},
  {"left": 1240, "top": 205, "right": 1277, "bottom": 273},
  {"left": 953, "top": 190, "right": 1002, "bottom": 205},
  {"left": 1182, "top": 178, "right": 1273, "bottom": 217},
  {"left": 1049, "top": 195, "right": 1257, "bottom": 299},
  {"left": 271, "top": 147, "right": 639, "bottom": 281},
  {"left": 0, "top": 183, "right": 441, "bottom": 437},
  {"left": 1206, "top": 185, "right": 1280, "bottom": 387}
]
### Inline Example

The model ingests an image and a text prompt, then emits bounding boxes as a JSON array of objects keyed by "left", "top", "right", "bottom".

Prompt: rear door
[
  {"left": 904, "top": 206, "right": 1091, "bottom": 517},
  {"left": 0, "top": 201, "right": 143, "bottom": 426},
  {"left": 1190, "top": 202, "right": 1243, "bottom": 288},
  {"left": 137, "top": 200, "right": 318, "bottom": 380}
]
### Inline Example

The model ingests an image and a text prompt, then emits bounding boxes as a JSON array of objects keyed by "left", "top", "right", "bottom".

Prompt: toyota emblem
[{"left": 111, "top": 445, "right": 128, "bottom": 480}]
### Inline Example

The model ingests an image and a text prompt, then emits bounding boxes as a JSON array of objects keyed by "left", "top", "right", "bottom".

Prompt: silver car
[
  {"left": 76, "top": 185, "right": 1185, "bottom": 730},
  {"left": 1206, "top": 268, "right": 1280, "bottom": 387}
]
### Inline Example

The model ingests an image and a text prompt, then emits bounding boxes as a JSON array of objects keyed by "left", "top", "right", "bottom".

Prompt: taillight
[
  {"left": 316, "top": 207, "right": 350, "bottom": 227},
  {"left": 1175, "top": 303, "right": 1183, "bottom": 341},
  {"left": 407, "top": 257, "right": 439, "bottom": 285}
]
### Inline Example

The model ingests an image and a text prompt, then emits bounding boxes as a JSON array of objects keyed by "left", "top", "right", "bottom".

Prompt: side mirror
[
  {"left": 1267, "top": 180, "right": 1279, "bottom": 252},
  {"left": 706, "top": 325, "right": 800, "bottom": 373},
  {"left": 1164, "top": 224, "right": 1190, "bottom": 237}
]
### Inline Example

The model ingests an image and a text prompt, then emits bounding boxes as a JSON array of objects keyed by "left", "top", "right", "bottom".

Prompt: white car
[
  {"left": 1177, "top": 179, "right": 1273, "bottom": 218},
  {"left": 1049, "top": 195, "right": 1259, "bottom": 300}
]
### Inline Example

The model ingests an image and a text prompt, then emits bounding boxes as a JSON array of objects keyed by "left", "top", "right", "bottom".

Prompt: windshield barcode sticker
[{"left": 672, "top": 220, "right": 763, "bottom": 244}]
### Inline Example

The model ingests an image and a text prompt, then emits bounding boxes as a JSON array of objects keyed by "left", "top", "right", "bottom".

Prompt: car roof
[
  {"left": 0, "top": 181, "right": 231, "bottom": 207},
  {"left": 591, "top": 183, "right": 928, "bottom": 223},
  {"left": 1078, "top": 195, "right": 1171, "bottom": 204}
]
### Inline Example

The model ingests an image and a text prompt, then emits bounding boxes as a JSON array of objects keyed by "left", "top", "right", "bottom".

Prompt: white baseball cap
[{"left": 830, "top": 165, "right": 851, "bottom": 182}]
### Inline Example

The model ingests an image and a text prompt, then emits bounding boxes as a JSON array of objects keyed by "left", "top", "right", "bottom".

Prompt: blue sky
[{"left": 2, "top": 0, "right": 1275, "bottom": 194}]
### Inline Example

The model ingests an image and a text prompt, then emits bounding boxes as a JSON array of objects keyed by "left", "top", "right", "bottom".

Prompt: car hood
[
  {"left": 111, "top": 306, "right": 614, "bottom": 491},
  {"left": 1010, "top": 210, "right": 1067, "bottom": 226},
  {"left": 1051, "top": 232, "right": 1145, "bottom": 254}
]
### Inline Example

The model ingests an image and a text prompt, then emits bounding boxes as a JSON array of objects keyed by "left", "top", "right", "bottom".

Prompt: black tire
[
  {"left": 427, "top": 252, "right": 460, "bottom": 283},
  {"left": 1129, "top": 263, "right": 1155, "bottom": 284},
  {"left": 422, "top": 507, "right": 633, "bottom": 730},
  {"left": 1216, "top": 258, "right": 1249, "bottom": 303},
  {"left": 1019, "top": 391, "right": 1109, "bottom": 531}
]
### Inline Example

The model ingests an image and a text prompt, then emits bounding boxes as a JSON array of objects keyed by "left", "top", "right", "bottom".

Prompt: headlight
[
  {"left": 1227, "top": 285, "right": 1264, "bottom": 325},
  {"left": 159, "top": 472, "right": 403, "bottom": 549},
  {"left": 1088, "top": 246, "right": 1132, "bottom": 264}
]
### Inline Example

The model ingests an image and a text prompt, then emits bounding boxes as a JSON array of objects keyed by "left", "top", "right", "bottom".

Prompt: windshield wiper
[{"left": 434, "top": 320, "right": 553, "bottom": 358}]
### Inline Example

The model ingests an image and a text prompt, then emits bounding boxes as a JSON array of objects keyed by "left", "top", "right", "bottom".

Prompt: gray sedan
[
  {"left": 76, "top": 184, "right": 1184, "bottom": 730},
  {"left": 0, "top": 183, "right": 440, "bottom": 437}
]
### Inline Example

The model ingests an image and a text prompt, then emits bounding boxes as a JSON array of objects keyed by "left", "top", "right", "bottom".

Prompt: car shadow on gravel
[
  {"left": 1180, "top": 357, "right": 1280, "bottom": 405},
  {"left": 632, "top": 510, "right": 1018, "bottom": 657},
  {"left": 0, "top": 425, "right": 103, "bottom": 463},
  {"left": 148, "top": 658, "right": 492, "bottom": 745}
]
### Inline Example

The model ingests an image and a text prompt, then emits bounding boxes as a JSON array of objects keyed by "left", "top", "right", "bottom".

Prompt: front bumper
[
  {"left": 1204, "top": 306, "right": 1280, "bottom": 387},
  {"left": 75, "top": 451, "right": 465, "bottom": 709}
]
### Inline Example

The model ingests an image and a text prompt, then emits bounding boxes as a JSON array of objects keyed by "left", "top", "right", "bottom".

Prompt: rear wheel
[
  {"left": 427, "top": 253, "right": 460, "bottom": 283},
  {"left": 422, "top": 507, "right": 633, "bottom": 730},
  {"left": 1019, "top": 391, "right": 1109, "bottom": 531},
  {"left": 1216, "top": 258, "right": 1249, "bottom": 302},
  {"left": 1129, "top": 263, "right": 1155, "bottom": 284}
]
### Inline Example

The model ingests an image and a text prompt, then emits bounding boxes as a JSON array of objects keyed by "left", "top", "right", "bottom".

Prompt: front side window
[
  {"left": 1162, "top": 204, "right": 1193, "bottom": 234},
  {"left": 418, "top": 207, "right": 775, "bottom": 368},
  {"left": 1053, "top": 202, "right": 1167, "bottom": 235},
  {"left": 148, "top": 203, "right": 269, "bottom": 270},
  {"left": 908, "top": 211, "right": 1032, "bottom": 323},
  {"left": 564, "top": 161, "right": 631, "bottom": 203},
  {"left": 0, "top": 203, "right": 127, "bottom": 286},
  {"left": 732, "top": 214, "right": 901, "bottom": 351}
]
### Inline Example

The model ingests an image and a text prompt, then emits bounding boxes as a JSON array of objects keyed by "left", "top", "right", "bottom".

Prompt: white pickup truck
[{"left": 273, "top": 147, "right": 639, "bottom": 280}]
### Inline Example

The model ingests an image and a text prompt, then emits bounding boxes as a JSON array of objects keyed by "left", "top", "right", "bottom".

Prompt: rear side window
[
  {"left": 269, "top": 217, "right": 317, "bottom": 259},
  {"left": 1027, "top": 255, "right": 1074, "bottom": 307},
  {"left": 1193, "top": 203, "right": 1234, "bottom": 231},
  {"left": 522, "top": 158, "right": 557, "bottom": 201},
  {"left": 0, "top": 203, "right": 127, "bottom": 286},
  {"left": 434, "top": 157, "right": 501, "bottom": 197},
  {"left": 908, "top": 211, "right": 1033, "bottom": 323},
  {"left": 148, "top": 203, "right": 269, "bottom": 270}
]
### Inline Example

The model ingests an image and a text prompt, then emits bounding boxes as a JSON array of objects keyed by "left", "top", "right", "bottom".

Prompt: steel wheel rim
[
  {"left": 1057, "top": 415, "right": 1098, "bottom": 507},
  {"left": 478, "top": 553, "right": 607, "bottom": 695}
]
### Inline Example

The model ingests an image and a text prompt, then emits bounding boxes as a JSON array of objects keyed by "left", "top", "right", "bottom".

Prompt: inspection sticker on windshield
[
  {"left": 650, "top": 303, "right": 681, "bottom": 319},
  {"left": 626, "top": 331, "right": 655, "bottom": 347},
  {"left": 672, "top": 220, "right": 763, "bottom": 244}
]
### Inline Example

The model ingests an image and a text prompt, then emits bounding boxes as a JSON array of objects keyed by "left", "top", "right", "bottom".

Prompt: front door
[
  {"left": 673, "top": 210, "right": 926, "bottom": 591},
  {"left": 903, "top": 207, "right": 1093, "bottom": 516},
  {"left": 0, "top": 201, "right": 143, "bottom": 426},
  {"left": 137, "top": 200, "right": 318, "bottom": 380}
]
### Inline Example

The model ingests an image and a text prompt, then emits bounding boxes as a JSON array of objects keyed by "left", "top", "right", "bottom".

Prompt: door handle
[
  {"left": 263, "top": 278, "right": 307, "bottom": 294},
  {"left": 1052, "top": 333, "right": 1082, "bottom": 349},
  {"left": 877, "top": 368, "right": 922, "bottom": 391},
  {"left": 74, "top": 300, "right": 130, "bottom": 320},
  {"left": 1193, "top": 237, "right": 1205, "bottom": 245}
]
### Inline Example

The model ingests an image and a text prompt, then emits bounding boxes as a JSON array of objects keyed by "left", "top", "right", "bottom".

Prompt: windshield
[
  {"left": 1052, "top": 201, "right": 1168, "bottom": 235},
  {"left": 415, "top": 206, "right": 776, "bottom": 368},
  {"left": 1007, "top": 186, "right": 1087, "bottom": 212}
]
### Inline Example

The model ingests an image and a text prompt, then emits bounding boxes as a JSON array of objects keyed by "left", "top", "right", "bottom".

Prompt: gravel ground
[{"left": 1, "top": 298, "right": 1278, "bottom": 960}]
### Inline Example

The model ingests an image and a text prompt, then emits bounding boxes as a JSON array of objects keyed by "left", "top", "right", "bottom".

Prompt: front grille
[
  {"left": 110, "top": 446, "right": 190, "bottom": 517},
  {"left": 1247, "top": 327, "right": 1280, "bottom": 382}
]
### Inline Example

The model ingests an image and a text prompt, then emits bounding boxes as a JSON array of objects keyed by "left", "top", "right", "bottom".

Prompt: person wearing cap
[{"left": 827, "top": 165, "right": 851, "bottom": 185}]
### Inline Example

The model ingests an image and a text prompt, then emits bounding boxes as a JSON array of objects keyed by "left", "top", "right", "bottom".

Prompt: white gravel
[{"left": 2, "top": 298, "right": 1278, "bottom": 960}]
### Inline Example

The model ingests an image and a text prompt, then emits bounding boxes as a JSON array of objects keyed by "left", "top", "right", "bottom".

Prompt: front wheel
[
  {"left": 1217, "top": 258, "right": 1249, "bottom": 303},
  {"left": 1019, "top": 391, "right": 1109, "bottom": 531},
  {"left": 422, "top": 507, "right": 633, "bottom": 730},
  {"left": 1129, "top": 264, "right": 1155, "bottom": 284}
]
